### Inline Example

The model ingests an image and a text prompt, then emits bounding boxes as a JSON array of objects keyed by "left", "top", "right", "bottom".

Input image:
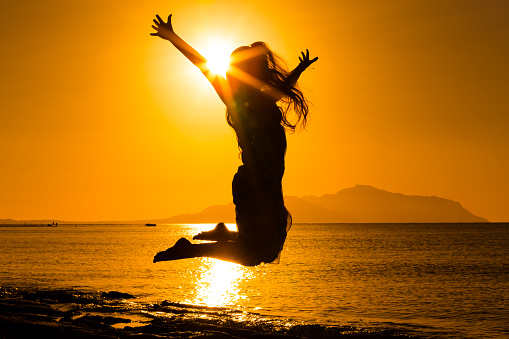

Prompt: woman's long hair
[{"left": 228, "top": 41, "right": 310, "bottom": 132}]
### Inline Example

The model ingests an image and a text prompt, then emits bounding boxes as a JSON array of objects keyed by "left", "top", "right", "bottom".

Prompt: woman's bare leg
[{"left": 153, "top": 238, "right": 261, "bottom": 266}]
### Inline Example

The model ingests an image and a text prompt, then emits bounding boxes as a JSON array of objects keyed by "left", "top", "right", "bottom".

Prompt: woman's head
[
  {"left": 226, "top": 41, "right": 310, "bottom": 132},
  {"left": 227, "top": 42, "right": 270, "bottom": 86}
]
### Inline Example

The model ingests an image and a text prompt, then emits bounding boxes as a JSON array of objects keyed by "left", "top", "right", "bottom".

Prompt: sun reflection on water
[
  {"left": 191, "top": 259, "right": 247, "bottom": 307},
  {"left": 181, "top": 224, "right": 251, "bottom": 308}
]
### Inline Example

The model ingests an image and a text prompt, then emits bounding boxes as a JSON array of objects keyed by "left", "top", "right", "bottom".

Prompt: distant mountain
[
  {"left": 155, "top": 185, "right": 488, "bottom": 223},
  {"left": 1, "top": 185, "right": 487, "bottom": 224},
  {"left": 298, "top": 185, "right": 487, "bottom": 222},
  {"left": 158, "top": 204, "right": 236, "bottom": 224}
]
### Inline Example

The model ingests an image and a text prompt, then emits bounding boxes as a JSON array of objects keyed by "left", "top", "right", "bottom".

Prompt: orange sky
[{"left": 1, "top": 0, "right": 508, "bottom": 222}]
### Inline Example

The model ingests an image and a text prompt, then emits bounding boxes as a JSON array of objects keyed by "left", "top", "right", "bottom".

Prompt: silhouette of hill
[
  {"left": 299, "top": 185, "right": 487, "bottom": 222},
  {"left": 159, "top": 204, "right": 236, "bottom": 224},
  {"left": 155, "top": 185, "right": 487, "bottom": 223},
  {"left": 1, "top": 186, "right": 487, "bottom": 224}
]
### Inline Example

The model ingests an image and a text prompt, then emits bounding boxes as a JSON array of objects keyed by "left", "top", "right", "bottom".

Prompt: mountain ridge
[
  {"left": 154, "top": 184, "right": 488, "bottom": 223},
  {"left": 1, "top": 185, "right": 488, "bottom": 224}
]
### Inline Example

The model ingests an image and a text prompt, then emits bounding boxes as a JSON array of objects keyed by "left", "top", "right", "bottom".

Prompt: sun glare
[
  {"left": 193, "top": 259, "right": 246, "bottom": 307},
  {"left": 201, "top": 39, "right": 234, "bottom": 77}
]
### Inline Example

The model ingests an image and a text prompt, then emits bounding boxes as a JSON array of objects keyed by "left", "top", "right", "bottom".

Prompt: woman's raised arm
[
  {"left": 284, "top": 49, "right": 318, "bottom": 89},
  {"left": 151, "top": 14, "right": 229, "bottom": 104}
]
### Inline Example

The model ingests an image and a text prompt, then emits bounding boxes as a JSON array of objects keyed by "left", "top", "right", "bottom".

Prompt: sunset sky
[{"left": 1, "top": 0, "right": 508, "bottom": 222}]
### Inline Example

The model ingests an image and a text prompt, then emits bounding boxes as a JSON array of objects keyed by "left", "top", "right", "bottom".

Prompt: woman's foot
[
  {"left": 193, "top": 222, "right": 238, "bottom": 242},
  {"left": 153, "top": 238, "right": 193, "bottom": 262}
]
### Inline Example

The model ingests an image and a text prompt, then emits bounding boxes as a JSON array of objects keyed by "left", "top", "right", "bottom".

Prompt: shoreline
[{"left": 0, "top": 287, "right": 421, "bottom": 339}]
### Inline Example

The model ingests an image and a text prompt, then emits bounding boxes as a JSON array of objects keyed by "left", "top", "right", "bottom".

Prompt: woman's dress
[{"left": 229, "top": 92, "right": 292, "bottom": 264}]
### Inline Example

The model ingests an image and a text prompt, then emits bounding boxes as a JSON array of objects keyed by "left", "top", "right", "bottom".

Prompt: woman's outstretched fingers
[
  {"left": 150, "top": 14, "right": 174, "bottom": 38},
  {"left": 298, "top": 49, "right": 318, "bottom": 69}
]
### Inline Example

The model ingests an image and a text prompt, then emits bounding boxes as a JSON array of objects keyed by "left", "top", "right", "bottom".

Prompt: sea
[{"left": 1, "top": 222, "right": 508, "bottom": 338}]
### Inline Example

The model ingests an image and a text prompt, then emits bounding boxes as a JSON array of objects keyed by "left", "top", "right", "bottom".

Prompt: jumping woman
[{"left": 151, "top": 14, "right": 318, "bottom": 266}]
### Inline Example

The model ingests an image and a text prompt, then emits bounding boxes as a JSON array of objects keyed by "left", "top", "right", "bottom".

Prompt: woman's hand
[
  {"left": 298, "top": 49, "right": 318, "bottom": 70},
  {"left": 150, "top": 14, "right": 175, "bottom": 40}
]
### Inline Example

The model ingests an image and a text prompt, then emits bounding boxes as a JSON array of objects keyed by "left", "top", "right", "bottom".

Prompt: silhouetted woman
[{"left": 151, "top": 14, "right": 317, "bottom": 266}]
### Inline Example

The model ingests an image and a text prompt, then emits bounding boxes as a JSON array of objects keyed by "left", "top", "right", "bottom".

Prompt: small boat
[{"left": 145, "top": 223, "right": 156, "bottom": 227}]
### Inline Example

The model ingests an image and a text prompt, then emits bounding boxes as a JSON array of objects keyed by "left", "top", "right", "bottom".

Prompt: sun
[{"left": 201, "top": 39, "right": 234, "bottom": 77}]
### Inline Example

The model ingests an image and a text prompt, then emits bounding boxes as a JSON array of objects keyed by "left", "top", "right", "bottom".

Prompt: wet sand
[
  {"left": 0, "top": 288, "right": 408, "bottom": 338},
  {"left": 0, "top": 295, "right": 291, "bottom": 338}
]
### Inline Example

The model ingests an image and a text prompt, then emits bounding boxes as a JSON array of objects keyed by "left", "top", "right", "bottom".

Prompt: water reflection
[
  {"left": 184, "top": 224, "right": 251, "bottom": 308},
  {"left": 190, "top": 259, "right": 245, "bottom": 307}
]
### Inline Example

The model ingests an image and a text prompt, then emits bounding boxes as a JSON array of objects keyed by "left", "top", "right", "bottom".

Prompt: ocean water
[{"left": 1, "top": 223, "right": 508, "bottom": 338}]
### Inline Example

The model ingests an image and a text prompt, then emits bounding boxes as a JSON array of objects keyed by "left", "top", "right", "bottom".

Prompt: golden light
[
  {"left": 180, "top": 223, "right": 249, "bottom": 308},
  {"left": 200, "top": 39, "right": 234, "bottom": 77},
  {"left": 192, "top": 259, "right": 246, "bottom": 307}
]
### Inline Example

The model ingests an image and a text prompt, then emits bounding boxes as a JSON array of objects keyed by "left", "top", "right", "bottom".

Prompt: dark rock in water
[
  {"left": 73, "top": 314, "right": 131, "bottom": 328},
  {"left": 0, "top": 298, "right": 64, "bottom": 318},
  {"left": 22, "top": 289, "right": 93, "bottom": 304},
  {"left": 161, "top": 300, "right": 221, "bottom": 310},
  {"left": 59, "top": 315, "right": 74, "bottom": 324},
  {"left": 101, "top": 291, "right": 135, "bottom": 299},
  {"left": 73, "top": 315, "right": 113, "bottom": 330},
  {"left": 102, "top": 316, "right": 131, "bottom": 325}
]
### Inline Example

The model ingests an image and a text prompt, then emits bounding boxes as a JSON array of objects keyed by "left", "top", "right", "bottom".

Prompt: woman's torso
[{"left": 229, "top": 91, "right": 287, "bottom": 179}]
